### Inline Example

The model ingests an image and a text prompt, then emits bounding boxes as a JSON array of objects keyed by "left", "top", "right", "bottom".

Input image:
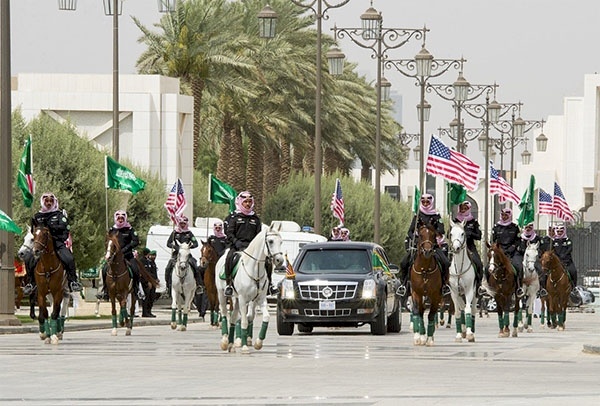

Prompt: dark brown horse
[
  {"left": 104, "top": 232, "right": 136, "bottom": 336},
  {"left": 540, "top": 250, "right": 571, "bottom": 330},
  {"left": 486, "top": 243, "right": 520, "bottom": 337},
  {"left": 410, "top": 224, "right": 442, "bottom": 346},
  {"left": 32, "top": 224, "right": 69, "bottom": 344},
  {"left": 200, "top": 241, "right": 220, "bottom": 326}
]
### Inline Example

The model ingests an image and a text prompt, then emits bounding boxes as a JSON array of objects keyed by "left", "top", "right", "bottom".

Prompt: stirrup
[
  {"left": 268, "top": 285, "right": 279, "bottom": 296},
  {"left": 136, "top": 289, "right": 146, "bottom": 300},
  {"left": 22, "top": 283, "right": 35, "bottom": 296},
  {"left": 396, "top": 285, "right": 407, "bottom": 297},
  {"left": 516, "top": 287, "right": 525, "bottom": 298},
  {"left": 442, "top": 285, "right": 451, "bottom": 296},
  {"left": 478, "top": 285, "right": 489, "bottom": 296},
  {"left": 195, "top": 285, "right": 205, "bottom": 295},
  {"left": 539, "top": 288, "right": 548, "bottom": 298},
  {"left": 70, "top": 281, "right": 83, "bottom": 292},
  {"left": 224, "top": 285, "right": 233, "bottom": 297}
]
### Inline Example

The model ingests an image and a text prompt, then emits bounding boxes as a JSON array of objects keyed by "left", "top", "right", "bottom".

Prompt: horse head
[
  {"left": 449, "top": 220, "right": 466, "bottom": 254},
  {"left": 524, "top": 241, "right": 540, "bottom": 273},
  {"left": 417, "top": 224, "right": 436, "bottom": 259},
  {"left": 18, "top": 226, "right": 34, "bottom": 260},
  {"left": 104, "top": 232, "right": 121, "bottom": 263},
  {"left": 176, "top": 242, "right": 191, "bottom": 274},
  {"left": 265, "top": 224, "right": 285, "bottom": 270},
  {"left": 487, "top": 243, "right": 511, "bottom": 279},
  {"left": 200, "top": 240, "right": 217, "bottom": 268},
  {"left": 32, "top": 223, "right": 54, "bottom": 260}
]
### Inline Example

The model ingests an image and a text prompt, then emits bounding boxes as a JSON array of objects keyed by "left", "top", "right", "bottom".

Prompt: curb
[{"left": 582, "top": 344, "right": 600, "bottom": 355}]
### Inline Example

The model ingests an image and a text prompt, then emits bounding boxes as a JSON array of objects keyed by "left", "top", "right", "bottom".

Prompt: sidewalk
[{"left": 0, "top": 296, "right": 205, "bottom": 335}]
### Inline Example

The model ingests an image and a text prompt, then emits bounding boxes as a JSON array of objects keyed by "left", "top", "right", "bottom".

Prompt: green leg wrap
[
  {"left": 38, "top": 320, "right": 45, "bottom": 334},
  {"left": 112, "top": 314, "right": 118, "bottom": 328},
  {"left": 120, "top": 307, "right": 128, "bottom": 324},
  {"left": 59, "top": 316, "right": 66, "bottom": 333},
  {"left": 412, "top": 315, "right": 420, "bottom": 333},
  {"left": 44, "top": 319, "right": 50, "bottom": 337},
  {"left": 497, "top": 313, "right": 503, "bottom": 329},
  {"left": 259, "top": 321, "right": 268, "bottom": 340},
  {"left": 228, "top": 325, "right": 235, "bottom": 344},
  {"left": 212, "top": 311, "right": 219, "bottom": 325},
  {"left": 427, "top": 319, "right": 435, "bottom": 337},
  {"left": 247, "top": 321, "right": 253, "bottom": 339},
  {"left": 171, "top": 308, "right": 177, "bottom": 323},
  {"left": 221, "top": 316, "right": 228, "bottom": 335},
  {"left": 241, "top": 327, "right": 248, "bottom": 346},
  {"left": 178, "top": 310, "right": 183, "bottom": 324},
  {"left": 49, "top": 319, "right": 57, "bottom": 336},
  {"left": 512, "top": 311, "right": 519, "bottom": 328},
  {"left": 182, "top": 313, "right": 188, "bottom": 327},
  {"left": 419, "top": 316, "right": 426, "bottom": 335},
  {"left": 527, "top": 314, "right": 532, "bottom": 326},
  {"left": 448, "top": 313, "right": 453, "bottom": 325},
  {"left": 471, "top": 314, "right": 476, "bottom": 333},
  {"left": 466, "top": 313, "right": 473, "bottom": 330},
  {"left": 504, "top": 313, "right": 510, "bottom": 328},
  {"left": 456, "top": 312, "right": 465, "bottom": 334},
  {"left": 235, "top": 321, "right": 242, "bottom": 339}
]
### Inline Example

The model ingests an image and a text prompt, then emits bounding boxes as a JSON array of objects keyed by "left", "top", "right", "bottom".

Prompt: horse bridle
[
  {"left": 241, "top": 231, "right": 283, "bottom": 266},
  {"left": 32, "top": 227, "right": 51, "bottom": 256}
]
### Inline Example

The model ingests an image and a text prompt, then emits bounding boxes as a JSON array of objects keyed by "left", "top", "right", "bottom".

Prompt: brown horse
[
  {"left": 540, "top": 250, "right": 571, "bottom": 330},
  {"left": 31, "top": 224, "right": 69, "bottom": 344},
  {"left": 410, "top": 224, "right": 442, "bottom": 346},
  {"left": 200, "top": 241, "right": 220, "bottom": 327},
  {"left": 104, "top": 232, "right": 136, "bottom": 336},
  {"left": 486, "top": 243, "right": 520, "bottom": 337}
]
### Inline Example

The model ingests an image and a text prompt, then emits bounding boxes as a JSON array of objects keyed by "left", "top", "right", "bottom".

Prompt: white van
[{"left": 145, "top": 217, "right": 222, "bottom": 293}]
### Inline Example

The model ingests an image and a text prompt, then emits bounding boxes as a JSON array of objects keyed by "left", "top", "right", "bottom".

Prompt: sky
[{"left": 9, "top": 0, "right": 600, "bottom": 156}]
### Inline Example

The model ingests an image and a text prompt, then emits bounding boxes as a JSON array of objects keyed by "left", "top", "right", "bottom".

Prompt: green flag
[
  {"left": 518, "top": 174, "right": 536, "bottom": 227},
  {"left": 447, "top": 182, "right": 467, "bottom": 212},
  {"left": 105, "top": 156, "right": 146, "bottom": 195},
  {"left": 412, "top": 186, "right": 421, "bottom": 213},
  {"left": 17, "top": 136, "right": 34, "bottom": 207},
  {"left": 372, "top": 251, "right": 391, "bottom": 274},
  {"left": 209, "top": 174, "right": 237, "bottom": 213},
  {"left": 0, "top": 209, "right": 22, "bottom": 234}
]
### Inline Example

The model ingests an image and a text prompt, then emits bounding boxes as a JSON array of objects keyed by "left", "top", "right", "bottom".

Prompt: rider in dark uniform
[
  {"left": 399, "top": 193, "right": 450, "bottom": 297},
  {"left": 515, "top": 222, "right": 544, "bottom": 296},
  {"left": 551, "top": 224, "right": 578, "bottom": 289},
  {"left": 23, "top": 192, "right": 82, "bottom": 295},
  {"left": 207, "top": 220, "right": 228, "bottom": 258},
  {"left": 484, "top": 207, "right": 524, "bottom": 298},
  {"left": 223, "top": 191, "right": 263, "bottom": 297},
  {"left": 452, "top": 201, "right": 484, "bottom": 287},
  {"left": 96, "top": 210, "right": 145, "bottom": 301},
  {"left": 165, "top": 216, "right": 204, "bottom": 296}
]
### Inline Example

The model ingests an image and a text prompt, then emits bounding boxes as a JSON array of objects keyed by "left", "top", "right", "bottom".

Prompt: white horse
[
  {"left": 215, "top": 223, "right": 285, "bottom": 354},
  {"left": 519, "top": 241, "right": 541, "bottom": 333},
  {"left": 448, "top": 221, "right": 477, "bottom": 343},
  {"left": 170, "top": 241, "right": 196, "bottom": 331}
]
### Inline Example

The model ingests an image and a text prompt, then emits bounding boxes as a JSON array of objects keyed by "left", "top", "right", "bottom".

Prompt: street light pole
[
  {"left": 385, "top": 49, "right": 463, "bottom": 193},
  {"left": 333, "top": 5, "right": 425, "bottom": 243}
]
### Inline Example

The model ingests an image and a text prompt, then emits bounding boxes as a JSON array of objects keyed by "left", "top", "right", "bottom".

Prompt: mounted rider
[
  {"left": 551, "top": 224, "right": 578, "bottom": 289},
  {"left": 482, "top": 207, "right": 525, "bottom": 298},
  {"left": 515, "top": 222, "right": 545, "bottom": 296},
  {"left": 23, "top": 193, "right": 82, "bottom": 295},
  {"left": 399, "top": 193, "right": 450, "bottom": 297},
  {"left": 452, "top": 201, "right": 484, "bottom": 287},
  {"left": 165, "top": 215, "right": 204, "bottom": 296},
  {"left": 96, "top": 210, "right": 145, "bottom": 301}
]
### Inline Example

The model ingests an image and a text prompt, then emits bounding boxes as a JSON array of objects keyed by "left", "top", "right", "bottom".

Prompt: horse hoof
[
  {"left": 511, "top": 330, "right": 518, "bottom": 338},
  {"left": 44, "top": 337, "right": 51, "bottom": 344},
  {"left": 439, "top": 320, "right": 445, "bottom": 326},
  {"left": 220, "top": 340, "right": 229, "bottom": 351},
  {"left": 558, "top": 326, "right": 565, "bottom": 331},
  {"left": 467, "top": 333, "right": 475, "bottom": 342},
  {"left": 241, "top": 345, "right": 250, "bottom": 354},
  {"left": 454, "top": 334, "right": 463, "bottom": 342},
  {"left": 246, "top": 338, "right": 252, "bottom": 347},
  {"left": 234, "top": 338, "right": 242, "bottom": 348},
  {"left": 178, "top": 325, "right": 187, "bottom": 332},
  {"left": 228, "top": 344, "right": 235, "bottom": 353},
  {"left": 527, "top": 327, "right": 534, "bottom": 333},
  {"left": 170, "top": 322, "right": 177, "bottom": 330},
  {"left": 51, "top": 335, "right": 59, "bottom": 345},
  {"left": 446, "top": 324, "right": 452, "bottom": 329},
  {"left": 126, "top": 328, "right": 132, "bottom": 336},
  {"left": 57, "top": 333, "right": 63, "bottom": 340},
  {"left": 461, "top": 332, "right": 466, "bottom": 339},
  {"left": 426, "top": 337, "right": 434, "bottom": 346},
  {"left": 111, "top": 329, "right": 118, "bottom": 336},
  {"left": 254, "top": 339, "right": 263, "bottom": 350},
  {"left": 39, "top": 333, "right": 47, "bottom": 340}
]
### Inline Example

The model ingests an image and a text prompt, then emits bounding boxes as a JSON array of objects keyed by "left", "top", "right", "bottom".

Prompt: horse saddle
[{"left": 218, "top": 252, "right": 241, "bottom": 280}]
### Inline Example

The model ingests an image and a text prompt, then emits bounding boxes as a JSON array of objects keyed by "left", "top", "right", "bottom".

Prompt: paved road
[{"left": 1, "top": 305, "right": 599, "bottom": 405}]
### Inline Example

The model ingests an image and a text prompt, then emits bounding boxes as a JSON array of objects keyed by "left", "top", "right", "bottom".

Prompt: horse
[
  {"left": 448, "top": 221, "right": 477, "bottom": 343},
  {"left": 17, "top": 227, "right": 38, "bottom": 319},
  {"left": 486, "top": 243, "right": 520, "bottom": 338},
  {"left": 410, "top": 224, "right": 443, "bottom": 346},
  {"left": 104, "top": 232, "right": 136, "bottom": 336},
  {"left": 519, "top": 242, "right": 541, "bottom": 333},
  {"left": 437, "top": 295, "right": 454, "bottom": 329},
  {"left": 540, "top": 250, "right": 571, "bottom": 330},
  {"left": 31, "top": 223, "right": 70, "bottom": 344},
  {"left": 200, "top": 240, "right": 220, "bottom": 327},
  {"left": 170, "top": 241, "right": 196, "bottom": 331},
  {"left": 215, "top": 223, "right": 285, "bottom": 354}
]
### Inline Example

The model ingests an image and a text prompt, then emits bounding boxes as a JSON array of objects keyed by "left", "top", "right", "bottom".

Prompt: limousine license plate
[{"left": 319, "top": 300, "right": 335, "bottom": 310}]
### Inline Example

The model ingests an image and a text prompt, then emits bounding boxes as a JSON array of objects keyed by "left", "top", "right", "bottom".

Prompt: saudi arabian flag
[
  {"left": 518, "top": 174, "right": 536, "bottom": 227},
  {"left": 0, "top": 209, "right": 22, "bottom": 234},
  {"left": 372, "top": 251, "right": 391, "bottom": 274},
  {"left": 17, "top": 136, "right": 35, "bottom": 207},
  {"left": 209, "top": 174, "right": 237, "bottom": 213},
  {"left": 105, "top": 156, "right": 146, "bottom": 195},
  {"left": 412, "top": 185, "right": 421, "bottom": 214}
]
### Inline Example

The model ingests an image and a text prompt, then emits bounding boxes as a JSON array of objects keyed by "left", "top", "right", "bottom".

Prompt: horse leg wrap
[
  {"left": 497, "top": 313, "right": 503, "bottom": 329},
  {"left": 212, "top": 311, "right": 219, "bottom": 325},
  {"left": 247, "top": 322, "right": 253, "bottom": 339},
  {"left": 466, "top": 314, "right": 474, "bottom": 330},
  {"left": 527, "top": 314, "right": 532, "bottom": 326},
  {"left": 259, "top": 321, "right": 268, "bottom": 340},
  {"left": 235, "top": 321, "right": 242, "bottom": 339},
  {"left": 228, "top": 325, "right": 235, "bottom": 344},
  {"left": 49, "top": 318, "right": 58, "bottom": 337},
  {"left": 220, "top": 316, "right": 228, "bottom": 335},
  {"left": 456, "top": 313, "right": 464, "bottom": 334},
  {"left": 112, "top": 314, "right": 118, "bottom": 328},
  {"left": 59, "top": 316, "right": 66, "bottom": 333},
  {"left": 182, "top": 313, "right": 188, "bottom": 326},
  {"left": 171, "top": 308, "right": 177, "bottom": 323},
  {"left": 120, "top": 308, "right": 128, "bottom": 324},
  {"left": 178, "top": 310, "right": 183, "bottom": 324},
  {"left": 427, "top": 319, "right": 435, "bottom": 337},
  {"left": 241, "top": 328, "right": 248, "bottom": 346},
  {"left": 43, "top": 319, "right": 50, "bottom": 337},
  {"left": 38, "top": 320, "right": 45, "bottom": 334}
]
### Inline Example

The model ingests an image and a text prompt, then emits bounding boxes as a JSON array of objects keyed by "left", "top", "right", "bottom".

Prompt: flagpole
[{"left": 104, "top": 156, "right": 109, "bottom": 231}]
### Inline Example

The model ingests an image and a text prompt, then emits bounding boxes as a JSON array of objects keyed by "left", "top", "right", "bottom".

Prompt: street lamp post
[
  {"left": 332, "top": 5, "right": 425, "bottom": 243},
  {"left": 385, "top": 48, "right": 463, "bottom": 192},
  {"left": 398, "top": 131, "right": 419, "bottom": 198},
  {"left": 258, "top": 1, "right": 350, "bottom": 236}
]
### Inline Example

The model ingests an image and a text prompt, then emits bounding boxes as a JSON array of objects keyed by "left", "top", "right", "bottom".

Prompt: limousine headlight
[
  {"left": 282, "top": 279, "right": 296, "bottom": 300},
  {"left": 362, "top": 279, "right": 376, "bottom": 299}
]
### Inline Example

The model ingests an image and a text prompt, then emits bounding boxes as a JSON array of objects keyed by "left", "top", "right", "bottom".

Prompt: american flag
[
  {"left": 425, "top": 136, "right": 480, "bottom": 191},
  {"left": 331, "top": 178, "right": 345, "bottom": 226},
  {"left": 285, "top": 254, "right": 296, "bottom": 279},
  {"left": 553, "top": 182, "right": 574, "bottom": 221},
  {"left": 164, "top": 178, "right": 187, "bottom": 223},
  {"left": 538, "top": 188, "right": 554, "bottom": 215},
  {"left": 489, "top": 162, "right": 520, "bottom": 204}
]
